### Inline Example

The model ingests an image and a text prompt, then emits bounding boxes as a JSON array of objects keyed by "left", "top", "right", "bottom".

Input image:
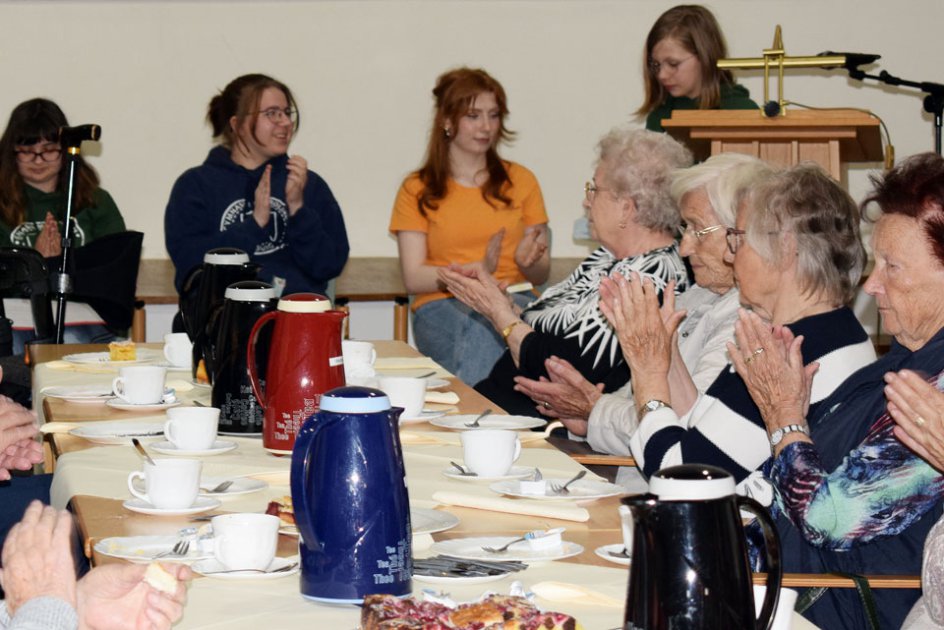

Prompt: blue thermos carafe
[{"left": 290, "top": 386, "right": 412, "bottom": 603}]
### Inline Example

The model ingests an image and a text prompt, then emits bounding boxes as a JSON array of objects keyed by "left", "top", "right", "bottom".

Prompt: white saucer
[
  {"left": 63, "top": 349, "right": 161, "bottom": 366},
  {"left": 430, "top": 414, "right": 545, "bottom": 431},
  {"left": 41, "top": 385, "right": 115, "bottom": 404},
  {"left": 191, "top": 556, "right": 299, "bottom": 580},
  {"left": 149, "top": 440, "right": 238, "bottom": 456},
  {"left": 429, "top": 536, "right": 583, "bottom": 562},
  {"left": 122, "top": 497, "right": 221, "bottom": 516},
  {"left": 94, "top": 535, "right": 213, "bottom": 563},
  {"left": 198, "top": 476, "right": 267, "bottom": 497},
  {"left": 69, "top": 421, "right": 165, "bottom": 444},
  {"left": 595, "top": 544, "right": 631, "bottom": 566},
  {"left": 107, "top": 390, "right": 179, "bottom": 411},
  {"left": 425, "top": 378, "right": 449, "bottom": 390},
  {"left": 442, "top": 465, "right": 534, "bottom": 482},
  {"left": 411, "top": 507, "right": 460, "bottom": 535},
  {"left": 489, "top": 478, "right": 626, "bottom": 501},
  {"left": 412, "top": 571, "right": 510, "bottom": 586},
  {"left": 399, "top": 409, "right": 447, "bottom": 425}
]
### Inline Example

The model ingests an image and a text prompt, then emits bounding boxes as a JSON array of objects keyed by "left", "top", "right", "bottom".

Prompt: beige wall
[{"left": 0, "top": 0, "right": 940, "bottom": 261}]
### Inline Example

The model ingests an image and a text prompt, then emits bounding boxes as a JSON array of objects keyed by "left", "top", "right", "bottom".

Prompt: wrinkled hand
[
  {"left": 0, "top": 395, "right": 39, "bottom": 479},
  {"left": 35, "top": 212, "right": 62, "bottom": 258},
  {"left": 285, "top": 155, "right": 308, "bottom": 215},
  {"left": 253, "top": 165, "right": 272, "bottom": 227},
  {"left": 483, "top": 229, "right": 505, "bottom": 274},
  {"left": 438, "top": 265, "right": 515, "bottom": 327},
  {"left": 598, "top": 273, "right": 685, "bottom": 377},
  {"left": 727, "top": 309, "right": 816, "bottom": 430},
  {"left": 0, "top": 501, "right": 77, "bottom": 615},
  {"left": 77, "top": 563, "right": 191, "bottom": 630},
  {"left": 514, "top": 225, "right": 548, "bottom": 270},
  {"left": 513, "top": 356, "right": 603, "bottom": 430},
  {"left": 885, "top": 369, "right": 944, "bottom": 473},
  {"left": 0, "top": 437, "right": 43, "bottom": 479}
]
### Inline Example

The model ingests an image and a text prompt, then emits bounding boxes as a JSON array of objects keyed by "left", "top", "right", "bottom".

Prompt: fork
[
  {"left": 481, "top": 527, "right": 565, "bottom": 554},
  {"left": 464, "top": 408, "right": 493, "bottom": 428},
  {"left": 154, "top": 538, "right": 190, "bottom": 559},
  {"left": 549, "top": 470, "right": 587, "bottom": 494}
]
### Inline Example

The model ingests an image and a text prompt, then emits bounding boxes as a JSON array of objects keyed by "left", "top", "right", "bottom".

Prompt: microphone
[
  {"left": 819, "top": 51, "right": 881, "bottom": 71},
  {"left": 58, "top": 124, "right": 101, "bottom": 148}
]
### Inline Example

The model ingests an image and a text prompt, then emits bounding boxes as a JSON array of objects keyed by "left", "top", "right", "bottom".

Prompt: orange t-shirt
[{"left": 389, "top": 162, "right": 548, "bottom": 310}]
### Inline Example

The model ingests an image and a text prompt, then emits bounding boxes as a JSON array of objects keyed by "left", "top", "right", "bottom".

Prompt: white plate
[
  {"left": 489, "top": 478, "right": 626, "bottom": 501},
  {"left": 425, "top": 378, "right": 449, "bottom": 390},
  {"left": 399, "top": 409, "right": 447, "bottom": 425},
  {"left": 150, "top": 440, "right": 238, "bottom": 456},
  {"left": 198, "top": 476, "right": 267, "bottom": 497},
  {"left": 41, "top": 385, "right": 115, "bottom": 404},
  {"left": 442, "top": 466, "right": 535, "bottom": 482},
  {"left": 107, "top": 397, "right": 180, "bottom": 412},
  {"left": 429, "top": 415, "right": 545, "bottom": 431},
  {"left": 62, "top": 349, "right": 162, "bottom": 366},
  {"left": 122, "top": 497, "right": 221, "bottom": 516},
  {"left": 412, "top": 571, "right": 510, "bottom": 586},
  {"left": 192, "top": 556, "right": 299, "bottom": 580},
  {"left": 94, "top": 535, "right": 213, "bottom": 563},
  {"left": 70, "top": 421, "right": 165, "bottom": 444},
  {"left": 411, "top": 507, "right": 459, "bottom": 535},
  {"left": 595, "top": 544, "right": 631, "bottom": 566},
  {"left": 429, "top": 536, "right": 583, "bottom": 562}
]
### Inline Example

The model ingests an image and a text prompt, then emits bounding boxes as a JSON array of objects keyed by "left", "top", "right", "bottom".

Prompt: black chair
[{"left": 0, "top": 247, "right": 55, "bottom": 355}]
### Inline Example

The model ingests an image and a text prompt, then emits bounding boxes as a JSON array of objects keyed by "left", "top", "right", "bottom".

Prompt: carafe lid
[
  {"left": 225, "top": 280, "right": 275, "bottom": 301},
  {"left": 203, "top": 247, "right": 250, "bottom": 265},
  {"left": 277, "top": 293, "right": 332, "bottom": 313},
  {"left": 320, "top": 386, "right": 390, "bottom": 413},
  {"left": 649, "top": 464, "right": 735, "bottom": 501}
]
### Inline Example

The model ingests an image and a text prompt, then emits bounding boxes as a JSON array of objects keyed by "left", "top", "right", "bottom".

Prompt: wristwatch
[
  {"left": 638, "top": 399, "right": 670, "bottom": 420},
  {"left": 769, "top": 424, "right": 810, "bottom": 449},
  {"left": 501, "top": 320, "right": 522, "bottom": 342}
]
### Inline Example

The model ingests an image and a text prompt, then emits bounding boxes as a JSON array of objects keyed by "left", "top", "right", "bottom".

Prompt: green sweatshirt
[
  {"left": 0, "top": 185, "right": 125, "bottom": 248},
  {"left": 645, "top": 82, "right": 758, "bottom": 133}
]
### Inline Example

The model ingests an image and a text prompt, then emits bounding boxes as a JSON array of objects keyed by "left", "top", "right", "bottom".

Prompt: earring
[
  {"left": 618, "top": 220, "right": 627, "bottom": 229},
  {"left": 443, "top": 127, "right": 452, "bottom": 138}
]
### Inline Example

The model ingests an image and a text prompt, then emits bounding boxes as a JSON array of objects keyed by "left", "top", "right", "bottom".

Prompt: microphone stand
[
  {"left": 846, "top": 67, "right": 944, "bottom": 155},
  {"left": 53, "top": 143, "right": 82, "bottom": 343}
]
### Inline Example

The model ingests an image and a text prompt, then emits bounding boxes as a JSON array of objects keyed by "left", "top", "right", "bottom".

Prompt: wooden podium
[{"left": 662, "top": 109, "right": 884, "bottom": 180}]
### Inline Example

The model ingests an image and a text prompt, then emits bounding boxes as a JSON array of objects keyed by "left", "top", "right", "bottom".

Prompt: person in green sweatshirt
[
  {"left": 637, "top": 5, "right": 757, "bottom": 133},
  {"left": 0, "top": 99, "right": 125, "bottom": 353}
]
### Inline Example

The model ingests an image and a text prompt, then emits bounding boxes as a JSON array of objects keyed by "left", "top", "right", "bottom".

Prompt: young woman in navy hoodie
[{"left": 164, "top": 74, "right": 349, "bottom": 296}]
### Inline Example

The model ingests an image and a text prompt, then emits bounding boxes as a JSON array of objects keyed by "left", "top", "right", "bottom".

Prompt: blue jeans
[
  {"left": 413, "top": 294, "right": 532, "bottom": 387},
  {"left": 12, "top": 323, "right": 116, "bottom": 356}
]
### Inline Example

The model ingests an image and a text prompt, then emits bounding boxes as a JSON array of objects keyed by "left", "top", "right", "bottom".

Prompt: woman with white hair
[{"left": 440, "top": 128, "right": 691, "bottom": 416}]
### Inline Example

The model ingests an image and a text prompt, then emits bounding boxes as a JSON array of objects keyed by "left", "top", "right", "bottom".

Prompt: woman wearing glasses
[
  {"left": 0, "top": 98, "right": 125, "bottom": 352},
  {"left": 165, "top": 73, "right": 348, "bottom": 296},
  {"left": 638, "top": 5, "right": 756, "bottom": 133}
]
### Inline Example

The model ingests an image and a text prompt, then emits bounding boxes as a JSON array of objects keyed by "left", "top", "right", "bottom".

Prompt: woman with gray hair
[
  {"left": 440, "top": 128, "right": 691, "bottom": 416},
  {"left": 513, "top": 153, "right": 770, "bottom": 465},
  {"left": 610, "top": 163, "right": 876, "bottom": 497}
]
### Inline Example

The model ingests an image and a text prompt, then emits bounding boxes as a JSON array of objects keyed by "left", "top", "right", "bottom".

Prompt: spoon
[
  {"left": 202, "top": 561, "right": 299, "bottom": 575},
  {"left": 131, "top": 438, "right": 156, "bottom": 466},
  {"left": 449, "top": 461, "right": 477, "bottom": 477},
  {"left": 192, "top": 400, "right": 206, "bottom": 407},
  {"left": 607, "top": 547, "right": 631, "bottom": 559},
  {"left": 464, "top": 408, "right": 493, "bottom": 428},
  {"left": 415, "top": 371, "right": 436, "bottom": 379},
  {"left": 201, "top": 480, "right": 234, "bottom": 493}
]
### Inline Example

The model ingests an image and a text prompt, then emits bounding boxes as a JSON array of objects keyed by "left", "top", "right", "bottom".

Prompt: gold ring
[
  {"left": 916, "top": 416, "right": 928, "bottom": 427},
  {"left": 753, "top": 347, "right": 765, "bottom": 356},
  {"left": 542, "top": 401, "right": 551, "bottom": 409}
]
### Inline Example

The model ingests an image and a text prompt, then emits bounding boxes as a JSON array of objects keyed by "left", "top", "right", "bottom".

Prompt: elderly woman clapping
[
  {"left": 732, "top": 153, "right": 944, "bottom": 630},
  {"left": 441, "top": 128, "right": 692, "bottom": 417},
  {"left": 512, "top": 154, "right": 769, "bottom": 464},
  {"left": 606, "top": 164, "right": 875, "bottom": 492}
]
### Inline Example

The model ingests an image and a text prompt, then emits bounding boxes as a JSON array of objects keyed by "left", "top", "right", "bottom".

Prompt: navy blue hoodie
[{"left": 164, "top": 146, "right": 349, "bottom": 295}]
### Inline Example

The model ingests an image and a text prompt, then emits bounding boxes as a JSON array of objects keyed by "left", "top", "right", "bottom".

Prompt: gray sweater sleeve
[{"left": 0, "top": 597, "right": 78, "bottom": 630}]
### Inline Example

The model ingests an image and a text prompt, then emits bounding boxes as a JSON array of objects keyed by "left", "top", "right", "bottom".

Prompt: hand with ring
[{"left": 884, "top": 369, "right": 944, "bottom": 473}]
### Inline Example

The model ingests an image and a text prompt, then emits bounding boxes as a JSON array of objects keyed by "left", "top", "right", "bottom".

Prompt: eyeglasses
[
  {"left": 15, "top": 148, "right": 61, "bottom": 163},
  {"left": 678, "top": 223, "right": 724, "bottom": 241},
  {"left": 257, "top": 107, "right": 297, "bottom": 123},
  {"left": 584, "top": 181, "right": 613, "bottom": 203},
  {"left": 725, "top": 228, "right": 746, "bottom": 254},
  {"left": 648, "top": 55, "right": 694, "bottom": 75}
]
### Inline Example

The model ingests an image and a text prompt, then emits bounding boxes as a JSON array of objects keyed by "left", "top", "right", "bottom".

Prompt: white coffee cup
[
  {"left": 753, "top": 585, "right": 798, "bottom": 630},
  {"left": 378, "top": 376, "right": 426, "bottom": 419},
  {"left": 164, "top": 406, "right": 220, "bottom": 451},
  {"left": 211, "top": 513, "right": 280, "bottom": 571},
  {"left": 460, "top": 429, "right": 521, "bottom": 477},
  {"left": 127, "top": 458, "right": 201, "bottom": 509},
  {"left": 163, "top": 333, "right": 192, "bottom": 368},
  {"left": 618, "top": 504, "right": 634, "bottom": 555},
  {"left": 112, "top": 366, "right": 167, "bottom": 405},
  {"left": 342, "top": 340, "right": 377, "bottom": 380}
]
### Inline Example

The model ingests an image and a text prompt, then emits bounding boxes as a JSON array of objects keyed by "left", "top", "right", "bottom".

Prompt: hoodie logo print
[{"left": 219, "top": 197, "right": 288, "bottom": 256}]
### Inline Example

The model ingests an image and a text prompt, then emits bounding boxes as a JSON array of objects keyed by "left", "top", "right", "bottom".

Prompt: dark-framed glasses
[
  {"left": 677, "top": 223, "right": 725, "bottom": 241},
  {"left": 648, "top": 55, "right": 694, "bottom": 76},
  {"left": 258, "top": 107, "right": 297, "bottom": 123},
  {"left": 725, "top": 228, "right": 746, "bottom": 254},
  {"left": 15, "top": 148, "right": 62, "bottom": 163}
]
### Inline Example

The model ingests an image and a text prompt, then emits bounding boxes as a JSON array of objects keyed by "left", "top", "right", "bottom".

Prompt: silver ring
[
  {"left": 752, "top": 347, "right": 765, "bottom": 356},
  {"left": 916, "top": 415, "right": 928, "bottom": 427}
]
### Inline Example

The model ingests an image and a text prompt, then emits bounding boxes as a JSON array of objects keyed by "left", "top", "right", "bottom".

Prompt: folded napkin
[
  {"left": 43, "top": 360, "right": 116, "bottom": 374},
  {"left": 245, "top": 470, "right": 290, "bottom": 486},
  {"left": 530, "top": 582, "right": 624, "bottom": 608},
  {"left": 165, "top": 379, "right": 194, "bottom": 393},
  {"left": 412, "top": 533, "right": 434, "bottom": 552},
  {"left": 425, "top": 391, "right": 459, "bottom": 405},
  {"left": 374, "top": 357, "right": 452, "bottom": 378},
  {"left": 39, "top": 422, "right": 79, "bottom": 434},
  {"left": 431, "top": 491, "right": 589, "bottom": 522}
]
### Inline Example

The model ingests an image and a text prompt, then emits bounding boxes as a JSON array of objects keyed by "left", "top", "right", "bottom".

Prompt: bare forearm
[
  {"left": 519, "top": 255, "right": 550, "bottom": 286},
  {"left": 666, "top": 357, "right": 698, "bottom": 415},
  {"left": 401, "top": 263, "right": 446, "bottom": 294}
]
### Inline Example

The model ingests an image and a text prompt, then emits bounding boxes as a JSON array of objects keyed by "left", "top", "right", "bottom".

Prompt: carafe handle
[
  {"left": 737, "top": 496, "right": 783, "bottom": 630},
  {"left": 290, "top": 412, "right": 343, "bottom": 545},
  {"left": 246, "top": 311, "right": 278, "bottom": 409}
]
